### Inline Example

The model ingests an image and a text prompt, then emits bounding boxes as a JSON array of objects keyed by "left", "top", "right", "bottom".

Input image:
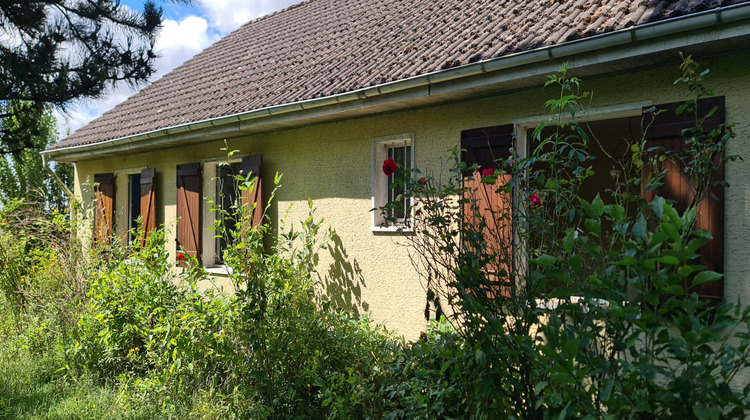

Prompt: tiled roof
[{"left": 49, "top": 0, "right": 748, "bottom": 151}]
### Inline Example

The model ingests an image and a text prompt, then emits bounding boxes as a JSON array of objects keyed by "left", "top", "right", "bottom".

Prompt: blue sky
[{"left": 55, "top": 0, "right": 301, "bottom": 137}]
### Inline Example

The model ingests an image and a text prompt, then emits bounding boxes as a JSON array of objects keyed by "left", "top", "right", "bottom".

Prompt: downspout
[{"left": 42, "top": 153, "right": 77, "bottom": 233}]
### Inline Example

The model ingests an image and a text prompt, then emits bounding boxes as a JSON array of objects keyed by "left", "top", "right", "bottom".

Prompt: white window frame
[
  {"left": 113, "top": 166, "right": 146, "bottom": 242},
  {"left": 200, "top": 155, "right": 247, "bottom": 272},
  {"left": 371, "top": 133, "right": 415, "bottom": 232},
  {"left": 512, "top": 101, "right": 651, "bottom": 294}
]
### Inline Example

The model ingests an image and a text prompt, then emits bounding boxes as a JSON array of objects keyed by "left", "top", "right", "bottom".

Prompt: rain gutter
[{"left": 43, "top": 2, "right": 750, "bottom": 161}]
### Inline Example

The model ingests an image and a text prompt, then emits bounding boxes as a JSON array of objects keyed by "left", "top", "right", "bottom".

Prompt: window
[
  {"left": 372, "top": 133, "right": 414, "bottom": 230},
  {"left": 214, "top": 162, "right": 242, "bottom": 265},
  {"left": 511, "top": 98, "right": 725, "bottom": 300},
  {"left": 177, "top": 155, "right": 262, "bottom": 269},
  {"left": 127, "top": 172, "right": 141, "bottom": 241}
]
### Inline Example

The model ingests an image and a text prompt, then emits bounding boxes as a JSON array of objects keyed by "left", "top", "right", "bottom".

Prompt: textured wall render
[{"left": 74, "top": 54, "right": 750, "bottom": 342}]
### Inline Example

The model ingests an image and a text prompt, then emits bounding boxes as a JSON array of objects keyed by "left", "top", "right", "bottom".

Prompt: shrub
[
  {"left": 71, "top": 171, "right": 398, "bottom": 418},
  {"left": 379, "top": 57, "right": 750, "bottom": 418}
]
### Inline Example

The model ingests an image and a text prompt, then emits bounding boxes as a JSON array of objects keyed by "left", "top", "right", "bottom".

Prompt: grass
[
  {"left": 0, "top": 313, "right": 235, "bottom": 420},
  {"left": 0, "top": 310, "right": 138, "bottom": 420}
]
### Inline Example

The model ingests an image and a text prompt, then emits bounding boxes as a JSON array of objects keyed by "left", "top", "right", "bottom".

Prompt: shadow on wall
[{"left": 321, "top": 231, "right": 369, "bottom": 316}]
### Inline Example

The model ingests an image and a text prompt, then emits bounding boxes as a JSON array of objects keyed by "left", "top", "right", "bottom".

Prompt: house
[{"left": 43, "top": 0, "right": 750, "bottom": 341}]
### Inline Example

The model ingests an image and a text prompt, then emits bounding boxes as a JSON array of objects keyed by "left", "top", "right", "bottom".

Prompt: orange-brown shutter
[
  {"left": 461, "top": 125, "right": 514, "bottom": 297},
  {"left": 139, "top": 168, "right": 156, "bottom": 244},
  {"left": 93, "top": 173, "right": 115, "bottom": 246},
  {"left": 176, "top": 163, "right": 201, "bottom": 266},
  {"left": 240, "top": 154, "right": 263, "bottom": 230},
  {"left": 643, "top": 97, "right": 725, "bottom": 300}
]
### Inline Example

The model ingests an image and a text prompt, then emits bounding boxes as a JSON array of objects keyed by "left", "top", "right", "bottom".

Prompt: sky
[{"left": 53, "top": 0, "right": 301, "bottom": 139}]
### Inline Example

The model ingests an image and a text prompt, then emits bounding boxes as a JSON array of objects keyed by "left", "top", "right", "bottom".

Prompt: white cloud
[
  {"left": 155, "top": 16, "right": 217, "bottom": 77},
  {"left": 54, "top": 0, "right": 302, "bottom": 141},
  {"left": 202, "top": 0, "right": 300, "bottom": 32}
]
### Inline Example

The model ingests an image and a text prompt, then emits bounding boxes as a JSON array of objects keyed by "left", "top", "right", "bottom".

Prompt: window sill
[
  {"left": 205, "top": 265, "right": 233, "bottom": 276},
  {"left": 371, "top": 225, "right": 414, "bottom": 234},
  {"left": 534, "top": 296, "right": 611, "bottom": 311}
]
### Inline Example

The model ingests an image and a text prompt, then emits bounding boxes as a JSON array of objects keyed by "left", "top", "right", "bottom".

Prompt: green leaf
[
  {"left": 661, "top": 222, "right": 680, "bottom": 243},
  {"left": 657, "top": 255, "right": 680, "bottom": 266},
  {"left": 664, "top": 285, "right": 684, "bottom": 295},
  {"left": 591, "top": 194, "right": 604, "bottom": 218},
  {"left": 599, "top": 379, "right": 614, "bottom": 402},
  {"left": 532, "top": 255, "right": 558, "bottom": 267},
  {"left": 569, "top": 255, "right": 582, "bottom": 272},
  {"left": 563, "top": 229, "right": 575, "bottom": 254},
  {"left": 694, "top": 404, "right": 721, "bottom": 420},
  {"left": 633, "top": 214, "right": 647, "bottom": 239},
  {"left": 548, "top": 287, "right": 575, "bottom": 299},
  {"left": 604, "top": 204, "right": 625, "bottom": 221},
  {"left": 693, "top": 271, "right": 723, "bottom": 287},
  {"left": 534, "top": 381, "right": 548, "bottom": 395},
  {"left": 585, "top": 218, "right": 601, "bottom": 237},
  {"left": 650, "top": 196, "right": 666, "bottom": 219},
  {"left": 440, "top": 360, "right": 453, "bottom": 375}
]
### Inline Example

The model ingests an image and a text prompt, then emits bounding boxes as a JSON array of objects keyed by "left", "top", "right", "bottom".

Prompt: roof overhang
[{"left": 44, "top": 3, "right": 750, "bottom": 163}]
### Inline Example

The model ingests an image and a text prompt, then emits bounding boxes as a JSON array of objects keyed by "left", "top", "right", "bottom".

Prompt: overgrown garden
[{"left": 1, "top": 58, "right": 749, "bottom": 419}]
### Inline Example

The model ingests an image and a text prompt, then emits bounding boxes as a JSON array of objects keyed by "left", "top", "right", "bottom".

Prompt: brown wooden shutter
[
  {"left": 93, "top": 173, "right": 115, "bottom": 246},
  {"left": 139, "top": 168, "right": 156, "bottom": 244},
  {"left": 240, "top": 154, "right": 263, "bottom": 230},
  {"left": 643, "top": 97, "right": 725, "bottom": 300},
  {"left": 461, "top": 125, "right": 514, "bottom": 297},
  {"left": 176, "top": 163, "right": 201, "bottom": 266}
]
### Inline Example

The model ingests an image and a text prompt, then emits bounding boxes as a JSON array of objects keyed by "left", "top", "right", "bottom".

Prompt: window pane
[
  {"left": 215, "top": 162, "right": 242, "bottom": 264},
  {"left": 388, "top": 145, "right": 410, "bottom": 220},
  {"left": 128, "top": 173, "right": 141, "bottom": 242}
]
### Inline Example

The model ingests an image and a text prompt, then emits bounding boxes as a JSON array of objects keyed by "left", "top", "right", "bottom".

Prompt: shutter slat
[
  {"left": 93, "top": 173, "right": 115, "bottom": 246},
  {"left": 176, "top": 163, "right": 201, "bottom": 266},
  {"left": 461, "top": 125, "right": 514, "bottom": 297},
  {"left": 644, "top": 97, "right": 725, "bottom": 300},
  {"left": 139, "top": 168, "right": 156, "bottom": 244},
  {"left": 241, "top": 154, "right": 263, "bottom": 230}
]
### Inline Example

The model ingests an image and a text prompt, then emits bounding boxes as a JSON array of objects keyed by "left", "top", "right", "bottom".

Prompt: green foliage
[
  {"left": 5, "top": 56, "right": 750, "bottom": 419},
  {"left": 380, "top": 57, "right": 750, "bottom": 418},
  {"left": 69, "top": 172, "right": 397, "bottom": 418},
  {"left": 0, "top": 103, "right": 73, "bottom": 210}
]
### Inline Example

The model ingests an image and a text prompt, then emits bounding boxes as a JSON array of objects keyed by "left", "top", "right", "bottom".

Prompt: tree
[
  {"left": 0, "top": 0, "right": 189, "bottom": 154},
  {"left": 0, "top": 102, "right": 72, "bottom": 211}
]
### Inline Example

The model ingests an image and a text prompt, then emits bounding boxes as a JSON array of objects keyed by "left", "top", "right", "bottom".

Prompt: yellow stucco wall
[{"left": 73, "top": 53, "right": 750, "bottom": 342}]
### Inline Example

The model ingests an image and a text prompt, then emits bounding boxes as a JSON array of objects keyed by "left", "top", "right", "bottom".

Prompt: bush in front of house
[
  {"left": 70, "top": 174, "right": 399, "bottom": 418},
  {"left": 379, "top": 57, "right": 750, "bottom": 418}
]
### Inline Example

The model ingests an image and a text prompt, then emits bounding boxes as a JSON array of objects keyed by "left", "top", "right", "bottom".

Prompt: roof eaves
[{"left": 43, "top": 2, "right": 750, "bottom": 161}]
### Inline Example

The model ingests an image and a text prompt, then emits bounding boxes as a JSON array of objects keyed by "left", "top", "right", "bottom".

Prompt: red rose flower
[
  {"left": 481, "top": 168, "right": 494, "bottom": 177},
  {"left": 382, "top": 157, "right": 398, "bottom": 176},
  {"left": 530, "top": 192, "right": 542, "bottom": 207},
  {"left": 419, "top": 177, "right": 427, "bottom": 185},
  {"left": 177, "top": 253, "right": 186, "bottom": 261}
]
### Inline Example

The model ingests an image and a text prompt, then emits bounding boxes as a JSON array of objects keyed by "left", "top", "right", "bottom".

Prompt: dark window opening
[
  {"left": 388, "top": 144, "right": 411, "bottom": 220},
  {"left": 128, "top": 173, "right": 141, "bottom": 243},
  {"left": 215, "top": 162, "right": 242, "bottom": 264}
]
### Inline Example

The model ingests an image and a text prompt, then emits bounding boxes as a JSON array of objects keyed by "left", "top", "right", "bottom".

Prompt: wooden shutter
[
  {"left": 139, "top": 168, "right": 156, "bottom": 244},
  {"left": 93, "top": 173, "right": 115, "bottom": 246},
  {"left": 176, "top": 163, "right": 201, "bottom": 266},
  {"left": 461, "top": 125, "right": 514, "bottom": 297},
  {"left": 643, "top": 97, "right": 725, "bottom": 300},
  {"left": 240, "top": 154, "right": 263, "bottom": 230}
]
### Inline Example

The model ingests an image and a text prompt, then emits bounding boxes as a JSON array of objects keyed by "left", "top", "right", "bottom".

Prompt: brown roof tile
[{"left": 49, "top": 0, "right": 749, "bottom": 151}]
